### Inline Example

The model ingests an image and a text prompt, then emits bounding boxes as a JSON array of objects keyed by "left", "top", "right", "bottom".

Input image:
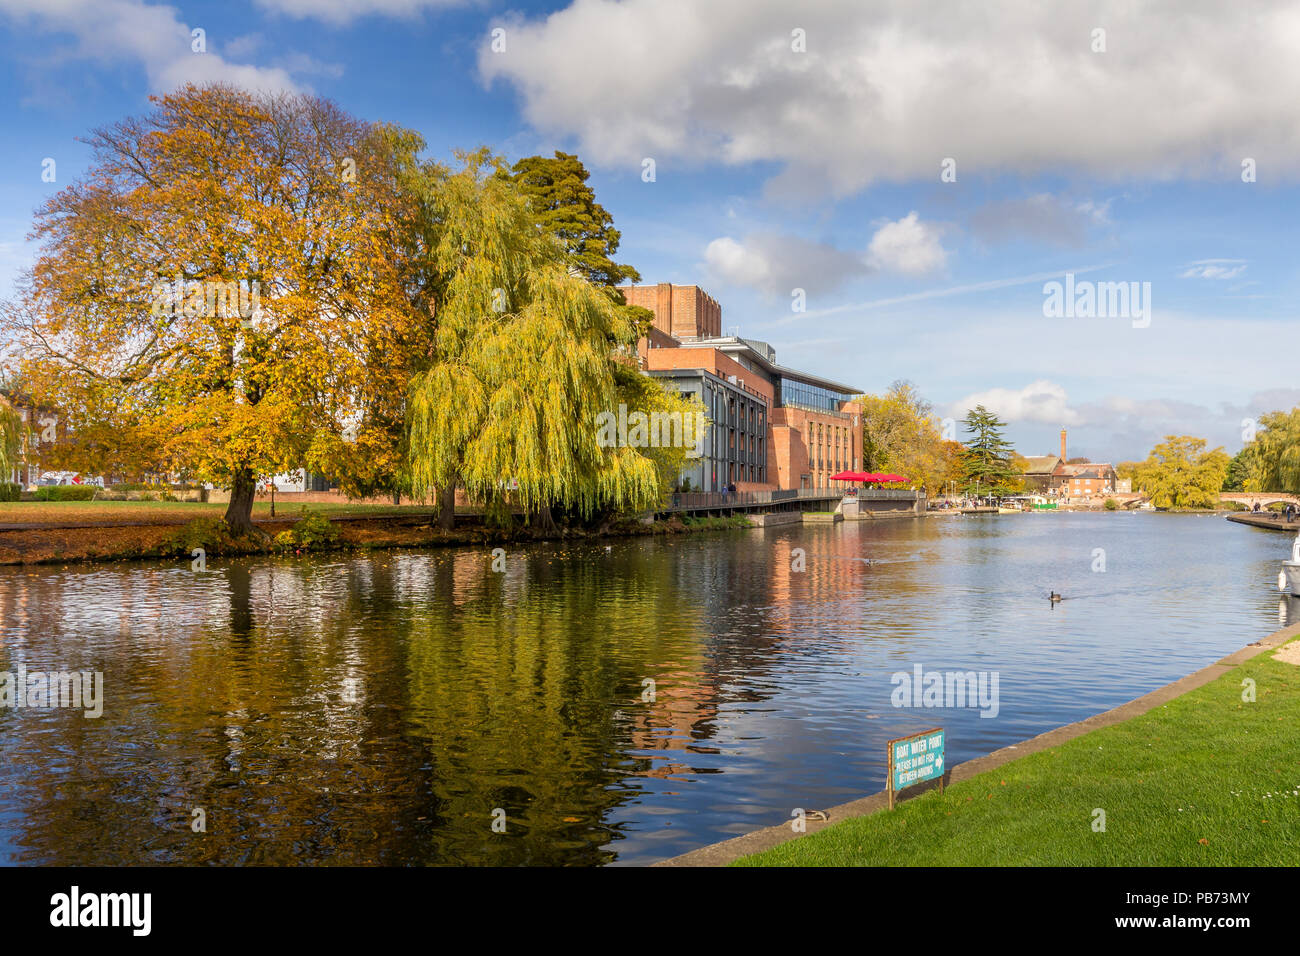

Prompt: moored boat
[{"left": 1278, "top": 535, "right": 1300, "bottom": 593}]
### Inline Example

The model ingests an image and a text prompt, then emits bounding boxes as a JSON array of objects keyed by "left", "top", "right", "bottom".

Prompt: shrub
[
  {"left": 1103, "top": 498, "right": 1119, "bottom": 511},
  {"left": 0, "top": 482, "right": 20, "bottom": 502},
  {"left": 278, "top": 508, "right": 340, "bottom": 550},
  {"left": 165, "top": 517, "right": 236, "bottom": 554},
  {"left": 34, "top": 485, "right": 96, "bottom": 501}
]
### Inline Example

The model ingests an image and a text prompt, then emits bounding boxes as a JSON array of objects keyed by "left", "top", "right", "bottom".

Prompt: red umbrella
[
  {"left": 830, "top": 470, "right": 873, "bottom": 482},
  {"left": 880, "top": 473, "right": 906, "bottom": 483}
]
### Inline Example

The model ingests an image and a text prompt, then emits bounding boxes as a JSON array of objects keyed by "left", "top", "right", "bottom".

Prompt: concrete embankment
[
  {"left": 743, "top": 511, "right": 800, "bottom": 527},
  {"left": 1227, "top": 512, "right": 1300, "bottom": 533}
]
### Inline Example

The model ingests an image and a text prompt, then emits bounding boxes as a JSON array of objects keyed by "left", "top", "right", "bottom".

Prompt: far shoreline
[{"left": 0, "top": 499, "right": 1287, "bottom": 568}]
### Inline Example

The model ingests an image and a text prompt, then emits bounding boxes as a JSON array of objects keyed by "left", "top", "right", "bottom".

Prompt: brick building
[
  {"left": 1025, "top": 431, "right": 1117, "bottom": 497},
  {"left": 621, "top": 283, "right": 863, "bottom": 493}
]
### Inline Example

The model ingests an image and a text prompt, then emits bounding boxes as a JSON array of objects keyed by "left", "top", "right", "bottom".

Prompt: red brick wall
[
  {"left": 770, "top": 405, "right": 861, "bottom": 490},
  {"left": 636, "top": 325, "right": 679, "bottom": 363},
  {"left": 622, "top": 283, "right": 722, "bottom": 341},
  {"left": 644, "top": 347, "right": 774, "bottom": 405}
]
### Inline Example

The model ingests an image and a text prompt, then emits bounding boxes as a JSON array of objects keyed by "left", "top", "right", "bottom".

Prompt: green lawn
[
  {"left": 735, "top": 642, "right": 1300, "bottom": 866},
  {"left": 0, "top": 500, "right": 458, "bottom": 526}
]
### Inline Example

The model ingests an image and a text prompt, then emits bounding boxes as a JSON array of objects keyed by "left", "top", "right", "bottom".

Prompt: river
[{"left": 0, "top": 511, "right": 1293, "bottom": 865}]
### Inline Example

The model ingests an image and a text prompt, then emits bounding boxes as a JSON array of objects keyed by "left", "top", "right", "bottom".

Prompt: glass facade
[
  {"left": 648, "top": 369, "right": 766, "bottom": 492},
  {"left": 775, "top": 377, "right": 855, "bottom": 413}
]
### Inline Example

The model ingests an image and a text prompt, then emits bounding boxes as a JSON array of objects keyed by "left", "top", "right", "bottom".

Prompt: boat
[{"left": 1279, "top": 534, "right": 1300, "bottom": 593}]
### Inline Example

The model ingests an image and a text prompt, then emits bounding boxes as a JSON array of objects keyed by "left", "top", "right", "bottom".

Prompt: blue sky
[{"left": 2, "top": 0, "right": 1298, "bottom": 462}]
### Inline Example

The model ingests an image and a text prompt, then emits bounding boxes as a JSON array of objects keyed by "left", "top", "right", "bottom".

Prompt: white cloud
[
  {"left": 969, "top": 194, "right": 1111, "bottom": 247},
  {"left": 704, "top": 233, "right": 868, "bottom": 296},
  {"left": 479, "top": 0, "right": 1300, "bottom": 196},
  {"left": 0, "top": 0, "right": 299, "bottom": 93},
  {"left": 705, "top": 214, "right": 946, "bottom": 295},
  {"left": 866, "top": 212, "right": 947, "bottom": 277},
  {"left": 1180, "top": 259, "right": 1248, "bottom": 279},
  {"left": 951, "top": 380, "right": 1081, "bottom": 426},
  {"left": 252, "top": 0, "right": 462, "bottom": 26},
  {"left": 254, "top": 0, "right": 464, "bottom": 26},
  {"left": 704, "top": 237, "right": 770, "bottom": 289}
]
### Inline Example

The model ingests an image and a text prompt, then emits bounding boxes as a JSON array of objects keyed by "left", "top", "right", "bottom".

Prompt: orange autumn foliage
[{"left": 2, "top": 84, "right": 432, "bottom": 530}]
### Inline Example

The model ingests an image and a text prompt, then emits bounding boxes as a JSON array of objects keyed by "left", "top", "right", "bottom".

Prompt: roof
[
  {"left": 676, "top": 336, "right": 863, "bottom": 395},
  {"left": 1022, "top": 455, "right": 1061, "bottom": 475},
  {"left": 1058, "top": 462, "right": 1116, "bottom": 477}
]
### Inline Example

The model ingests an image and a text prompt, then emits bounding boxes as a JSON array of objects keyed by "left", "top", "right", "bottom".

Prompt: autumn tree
[
  {"left": 1131, "top": 435, "right": 1230, "bottom": 508},
  {"left": 854, "top": 381, "right": 965, "bottom": 495},
  {"left": 2, "top": 84, "right": 429, "bottom": 534},
  {"left": 404, "top": 150, "right": 697, "bottom": 532},
  {"left": 857, "top": 384, "right": 920, "bottom": 471},
  {"left": 858, "top": 381, "right": 924, "bottom": 472}
]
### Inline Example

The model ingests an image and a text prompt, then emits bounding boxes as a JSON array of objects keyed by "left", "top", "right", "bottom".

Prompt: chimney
[{"left": 1060, "top": 429, "right": 1067, "bottom": 462}]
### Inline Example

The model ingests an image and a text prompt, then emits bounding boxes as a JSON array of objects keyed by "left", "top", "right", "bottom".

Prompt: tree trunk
[
  {"left": 437, "top": 484, "right": 455, "bottom": 531},
  {"left": 225, "top": 468, "right": 259, "bottom": 537},
  {"left": 531, "top": 505, "right": 559, "bottom": 537},
  {"left": 392, "top": 490, "right": 401, "bottom": 506}
]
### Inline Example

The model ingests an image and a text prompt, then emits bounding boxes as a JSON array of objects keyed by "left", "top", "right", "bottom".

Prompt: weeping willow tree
[
  {"left": 404, "top": 150, "right": 697, "bottom": 532},
  {"left": 1243, "top": 407, "right": 1300, "bottom": 493},
  {"left": 0, "top": 395, "right": 21, "bottom": 480}
]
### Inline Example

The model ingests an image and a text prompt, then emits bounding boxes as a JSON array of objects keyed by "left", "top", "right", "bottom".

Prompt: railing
[
  {"left": 668, "top": 490, "right": 790, "bottom": 509},
  {"left": 664, "top": 487, "right": 919, "bottom": 510}
]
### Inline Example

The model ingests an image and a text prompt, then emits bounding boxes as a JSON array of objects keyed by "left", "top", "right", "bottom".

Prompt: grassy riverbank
[
  {"left": 0, "top": 505, "right": 755, "bottom": 565},
  {"left": 0, "top": 500, "right": 441, "bottom": 527},
  {"left": 735, "top": 639, "right": 1300, "bottom": 866}
]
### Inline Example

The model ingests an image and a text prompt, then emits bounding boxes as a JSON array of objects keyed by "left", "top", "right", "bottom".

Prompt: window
[{"left": 778, "top": 378, "right": 854, "bottom": 413}]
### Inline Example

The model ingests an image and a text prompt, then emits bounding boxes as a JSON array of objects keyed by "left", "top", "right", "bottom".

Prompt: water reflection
[{"left": 0, "top": 513, "right": 1289, "bottom": 865}]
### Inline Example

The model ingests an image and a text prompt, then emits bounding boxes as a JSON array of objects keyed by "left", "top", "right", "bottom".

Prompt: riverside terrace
[{"left": 656, "top": 486, "right": 924, "bottom": 519}]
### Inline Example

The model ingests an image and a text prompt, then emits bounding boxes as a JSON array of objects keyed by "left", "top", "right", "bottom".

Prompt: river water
[{"left": 0, "top": 512, "right": 1293, "bottom": 865}]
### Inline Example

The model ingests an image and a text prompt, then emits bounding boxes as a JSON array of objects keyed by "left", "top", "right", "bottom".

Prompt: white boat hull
[{"left": 1279, "top": 562, "right": 1300, "bottom": 593}]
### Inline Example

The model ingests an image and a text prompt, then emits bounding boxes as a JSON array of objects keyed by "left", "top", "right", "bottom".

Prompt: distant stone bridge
[
  {"left": 1221, "top": 493, "right": 1300, "bottom": 509},
  {"left": 1115, "top": 492, "right": 1300, "bottom": 510}
]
